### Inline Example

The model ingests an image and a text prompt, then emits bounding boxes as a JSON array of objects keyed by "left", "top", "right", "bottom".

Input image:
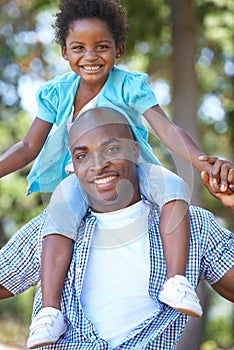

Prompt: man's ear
[
  {"left": 62, "top": 46, "right": 69, "bottom": 60},
  {"left": 115, "top": 45, "right": 125, "bottom": 59}
]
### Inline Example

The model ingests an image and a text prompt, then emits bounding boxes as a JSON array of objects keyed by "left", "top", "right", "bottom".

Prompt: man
[
  {"left": 31, "top": 108, "right": 234, "bottom": 348},
  {"left": 1, "top": 108, "right": 234, "bottom": 349}
]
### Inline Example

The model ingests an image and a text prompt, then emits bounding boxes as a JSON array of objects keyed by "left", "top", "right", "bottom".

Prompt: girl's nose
[{"left": 84, "top": 49, "right": 97, "bottom": 61}]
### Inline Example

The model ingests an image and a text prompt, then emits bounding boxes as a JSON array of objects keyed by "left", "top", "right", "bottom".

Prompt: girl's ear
[
  {"left": 115, "top": 45, "right": 125, "bottom": 59},
  {"left": 62, "top": 46, "right": 69, "bottom": 60}
]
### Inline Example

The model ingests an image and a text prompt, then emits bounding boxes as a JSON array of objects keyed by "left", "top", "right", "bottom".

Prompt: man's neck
[{"left": 90, "top": 195, "right": 141, "bottom": 213}]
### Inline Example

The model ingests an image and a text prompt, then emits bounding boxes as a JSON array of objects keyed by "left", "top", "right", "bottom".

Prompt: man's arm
[
  {"left": 200, "top": 158, "right": 234, "bottom": 299},
  {"left": 195, "top": 206, "right": 234, "bottom": 303},
  {"left": 211, "top": 267, "right": 234, "bottom": 302},
  {"left": 0, "top": 285, "right": 14, "bottom": 299}
]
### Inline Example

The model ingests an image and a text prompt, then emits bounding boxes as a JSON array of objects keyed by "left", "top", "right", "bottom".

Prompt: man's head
[{"left": 69, "top": 108, "right": 140, "bottom": 213}]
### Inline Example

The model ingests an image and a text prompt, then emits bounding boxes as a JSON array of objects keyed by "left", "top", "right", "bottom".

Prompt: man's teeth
[
  {"left": 94, "top": 176, "right": 116, "bottom": 184},
  {"left": 83, "top": 65, "right": 101, "bottom": 71}
]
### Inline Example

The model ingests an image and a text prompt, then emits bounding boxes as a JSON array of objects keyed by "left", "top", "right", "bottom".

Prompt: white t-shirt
[
  {"left": 81, "top": 200, "right": 159, "bottom": 348},
  {"left": 65, "top": 95, "right": 98, "bottom": 174}
]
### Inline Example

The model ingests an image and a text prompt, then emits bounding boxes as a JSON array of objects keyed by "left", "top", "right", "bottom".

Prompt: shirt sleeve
[
  {"left": 0, "top": 212, "right": 44, "bottom": 295},
  {"left": 36, "top": 80, "right": 59, "bottom": 124},
  {"left": 123, "top": 72, "right": 158, "bottom": 114},
  {"left": 199, "top": 209, "right": 234, "bottom": 285}
]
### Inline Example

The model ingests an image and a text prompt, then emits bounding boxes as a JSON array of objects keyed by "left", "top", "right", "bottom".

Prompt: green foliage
[
  {"left": 0, "top": 111, "right": 44, "bottom": 244},
  {"left": 196, "top": 0, "right": 234, "bottom": 55},
  {"left": 122, "top": 0, "right": 172, "bottom": 78},
  {"left": 203, "top": 317, "right": 233, "bottom": 349},
  {"left": 202, "top": 286, "right": 234, "bottom": 350},
  {"left": 0, "top": 288, "right": 36, "bottom": 324},
  {"left": 0, "top": 289, "right": 36, "bottom": 347}
]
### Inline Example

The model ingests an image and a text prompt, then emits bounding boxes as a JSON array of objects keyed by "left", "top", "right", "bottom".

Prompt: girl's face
[{"left": 62, "top": 18, "right": 124, "bottom": 88}]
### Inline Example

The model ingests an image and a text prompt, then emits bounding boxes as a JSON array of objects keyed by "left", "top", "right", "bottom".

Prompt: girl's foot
[
  {"left": 158, "top": 275, "right": 203, "bottom": 318},
  {"left": 27, "top": 307, "right": 67, "bottom": 349}
]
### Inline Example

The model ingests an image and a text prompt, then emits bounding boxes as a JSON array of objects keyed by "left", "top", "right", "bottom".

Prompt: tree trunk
[
  {"left": 171, "top": 1, "right": 206, "bottom": 348},
  {"left": 0, "top": 220, "right": 8, "bottom": 248},
  {"left": 171, "top": 0, "right": 201, "bottom": 205}
]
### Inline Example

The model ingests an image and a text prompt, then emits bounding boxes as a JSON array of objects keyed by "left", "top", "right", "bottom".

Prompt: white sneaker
[
  {"left": 27, "top": 307, "right": 67, "bottom": 349},
  {"left": 158, "top": 275, "right": 203, "bottom": 318}
]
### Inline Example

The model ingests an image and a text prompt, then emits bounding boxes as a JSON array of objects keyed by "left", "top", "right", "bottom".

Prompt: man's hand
[
  {"left": 199, "top": 156, "right": 234, "bottom": 212},
  {"left": 199, "top": 156, "right": 234, "bottom": 192}
]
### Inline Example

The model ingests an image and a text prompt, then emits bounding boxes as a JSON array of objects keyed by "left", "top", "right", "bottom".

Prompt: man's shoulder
[
  {"left": 189, "top": 205, "right": 215, "bottom": 225},
  {"left": 147, "top": 202, "right": 214, "bottom": 229}
]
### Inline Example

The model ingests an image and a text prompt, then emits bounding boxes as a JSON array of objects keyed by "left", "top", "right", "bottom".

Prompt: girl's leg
[
  {"left": 41, "top": 175, "right": 88, "bottom": 308},
  {"left": 138, "top": 163, "right": 202, "bottom": 317},
  {"left": 27, "top": 175, "right": 88, "bottom": 348},
  {"left": 41, "top": 234, "right": 73, "bottom": 309},
  {"left": 27, "top": 237, "right": 73, "bottom": 349},
  {"left": 40, "top": 175, "right": 88, "bottom": 309},
  {"left": 158, "top": 200, "right": 202, "bottom": 317},
  {"left": 44, "top": 174, "right": 88, "bottom": 238},
  {"left": 159, "top": 200, "right": 189, "bottom": 279}
]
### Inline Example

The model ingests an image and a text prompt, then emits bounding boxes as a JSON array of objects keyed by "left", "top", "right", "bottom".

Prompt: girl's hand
[
  {"left": 201, "top": 170, "right": 234, "bottom": 212},
  {"left": 199, "top": 156, "right": 234, "bottom": 193}
]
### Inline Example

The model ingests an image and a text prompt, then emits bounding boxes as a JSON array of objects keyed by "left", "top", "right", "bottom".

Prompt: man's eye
[
  {"left": 75, "top": 153, "right": 87, "bottom": 161},
  {"left": 106, "top": 146, "right": 120, "bottom": 154}
]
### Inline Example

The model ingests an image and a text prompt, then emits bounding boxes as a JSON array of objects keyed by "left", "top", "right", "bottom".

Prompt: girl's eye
[
  {"left": 97, "top": 45, "right": 108, "bottom": 50},
  {"left": 73, "top": 46, "right": 84, "bottom": 51}
]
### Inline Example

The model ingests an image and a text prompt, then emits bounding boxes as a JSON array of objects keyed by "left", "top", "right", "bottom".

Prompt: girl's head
[
  {"left": 54, "top": 0, "right": 128, "bottom": 48},
  {"left": 55, "top": 0, "right": 128, "bottom": 86}
]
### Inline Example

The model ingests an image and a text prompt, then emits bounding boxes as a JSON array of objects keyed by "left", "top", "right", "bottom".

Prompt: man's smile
[{"left": 93, "top": 174, "right": 119, "bottom": 186}]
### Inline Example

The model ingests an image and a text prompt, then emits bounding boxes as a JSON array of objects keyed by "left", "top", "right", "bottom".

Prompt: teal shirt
[{"left": 26, "top": 66, "right": 160, "bottom": 194}]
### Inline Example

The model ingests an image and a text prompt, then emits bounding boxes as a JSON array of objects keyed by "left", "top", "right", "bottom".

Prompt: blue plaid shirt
[{"left": 0, "top": 202, "right": 233, "bottom": 349}]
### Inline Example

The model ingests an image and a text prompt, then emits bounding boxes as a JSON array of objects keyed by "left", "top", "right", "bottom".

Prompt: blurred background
[{"left": 0, "top": 0, "right": 233, "bottom": 349}]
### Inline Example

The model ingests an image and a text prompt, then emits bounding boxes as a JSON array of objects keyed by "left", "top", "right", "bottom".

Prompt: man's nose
[{"left": 91, "top": 153, "right": 109, "bottom": 172}]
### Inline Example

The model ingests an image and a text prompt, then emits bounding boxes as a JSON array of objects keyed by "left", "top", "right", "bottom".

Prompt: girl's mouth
[{"left": 81, "top": 65, "right": 103, "bottom": 72}]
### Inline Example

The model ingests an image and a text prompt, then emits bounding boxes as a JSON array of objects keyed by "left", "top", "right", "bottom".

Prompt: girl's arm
[
  {"left": 0, "top": 117, "right": 52, "bottom": 178},
  {"left": 144, "top": 105, "right": 211, "bottom": 172}
]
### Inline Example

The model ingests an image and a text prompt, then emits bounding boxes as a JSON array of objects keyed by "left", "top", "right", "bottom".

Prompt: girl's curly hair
[{"left": 53, "top": 0, "right": 129, "bottom": 47}]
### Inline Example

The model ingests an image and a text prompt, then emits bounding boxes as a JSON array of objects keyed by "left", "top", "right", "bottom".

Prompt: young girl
[{"left": 0, "top": 0, "right": 224, "bottom": 348}]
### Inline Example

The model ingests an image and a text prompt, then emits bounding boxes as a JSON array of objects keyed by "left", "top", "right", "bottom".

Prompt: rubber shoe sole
[
  {"left": 27, "top": 307, "right": 67, "bottom": 349},
  {"left": 158, "top": 275, "right": 203, "bottom": 318}
]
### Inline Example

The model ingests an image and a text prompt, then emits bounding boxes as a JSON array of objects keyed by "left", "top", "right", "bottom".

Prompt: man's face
[{"left": 69, "top": 111, "right": 140, "bottom": 212}]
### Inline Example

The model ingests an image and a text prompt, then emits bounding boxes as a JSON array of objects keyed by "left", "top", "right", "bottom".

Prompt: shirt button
[{"left": 77, "top": 267, "right": 82, "bottom": 274}]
